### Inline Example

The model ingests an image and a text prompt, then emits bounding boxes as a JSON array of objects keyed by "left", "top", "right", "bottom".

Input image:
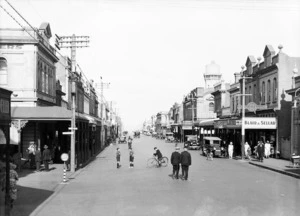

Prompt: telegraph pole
[{"left": 55, "top": 34, "right": 89, "bottom": 172}]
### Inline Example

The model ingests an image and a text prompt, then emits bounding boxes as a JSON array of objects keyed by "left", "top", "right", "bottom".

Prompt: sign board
[
  {"left": 243, "top": 117, "right": 277, "bottom": 129},
  {"left": 62, "top": 131, "right": 74, "bottom": 135},
  {"left": 68, "top": 127, "right": 78, "bottom": 130},
  {"left": 61, "top": 153, "right": 69, "bottom": 162},
  {"left": 182, "top": 126, "right": 192, "bottom": 130}
]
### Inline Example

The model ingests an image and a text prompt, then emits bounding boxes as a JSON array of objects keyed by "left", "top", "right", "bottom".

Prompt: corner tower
[{"left": 204, "top": 61, "right": 222, "bottom": 89}]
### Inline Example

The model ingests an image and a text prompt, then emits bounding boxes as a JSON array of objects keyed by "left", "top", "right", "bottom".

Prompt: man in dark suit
[
  {"left": 257, "top": 141, "right": 264, "bottom": 162},
  {"left": 171, "top": 147, "right": 181, "bottom": 179},
  {"left": 180, "top": 146, "right": 192, "bottom": 180}
]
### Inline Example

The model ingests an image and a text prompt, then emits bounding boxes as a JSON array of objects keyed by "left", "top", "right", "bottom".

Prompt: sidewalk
[
  {"left": 9, "top": 146, "right": 112, "bottom": 216},
  {"left": 248, "top": 157, "right": 300, "bottom": 179}
]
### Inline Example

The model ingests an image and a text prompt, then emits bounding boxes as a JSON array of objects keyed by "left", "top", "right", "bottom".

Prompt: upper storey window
[{"left": 0, "top": 58, "right": 8, "bottom": 86}]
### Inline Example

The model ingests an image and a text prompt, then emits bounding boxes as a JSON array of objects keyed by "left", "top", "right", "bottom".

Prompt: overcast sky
[{"left": 1, "top": 0, "right": 300, "bottom": 131}]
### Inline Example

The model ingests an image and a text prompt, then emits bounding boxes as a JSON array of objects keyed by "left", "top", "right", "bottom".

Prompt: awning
[
  {"left": 199, "top": 118, "right": 219, "bottom": 127},
  {"left": 11, "top": 106, "right": 72, "bottom": 120},
  {"left": 77, "top": 113, "right": 101, "bottom": 125}
]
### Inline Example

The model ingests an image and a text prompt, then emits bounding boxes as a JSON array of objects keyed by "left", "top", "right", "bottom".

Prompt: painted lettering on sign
[
  {"left": 243, "top": 117, "right": 277, "bottom": 129},
  {"left": 0, "top": 99, "right": 9, "bottom": 114}
]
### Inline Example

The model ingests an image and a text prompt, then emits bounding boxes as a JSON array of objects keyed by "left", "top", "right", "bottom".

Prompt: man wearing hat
[
  {"left": 181, "top": 146, "right": 192, "bottom": 181},
  {"left": 171, "top": 146, "right": 181, "bottom": 179},
  {"left": 42, "top": 145, "right": 51, "bottom": 171}
]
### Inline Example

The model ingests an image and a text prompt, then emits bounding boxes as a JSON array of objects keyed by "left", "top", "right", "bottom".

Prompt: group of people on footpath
[
  {"left": 27, "top": 142, "right": 52, "bottom": 171},
  {"left": 116, "top": 136, "right": 135, "bottom": 169},
  {"left": 170, "top": 145, "right": 192, "bottom": 181},
  {"left": 229, "top": 140, "right": 273, "bottom": 162}
]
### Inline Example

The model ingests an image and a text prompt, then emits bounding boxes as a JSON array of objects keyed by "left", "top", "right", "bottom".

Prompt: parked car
[{"left": 202, "top": 136, "right": 222, "bottom": 157}]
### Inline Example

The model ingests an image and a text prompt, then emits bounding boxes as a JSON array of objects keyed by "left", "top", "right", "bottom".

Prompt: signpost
[{"left": 60, "top": 153, "right": 69, "bottom": 184}]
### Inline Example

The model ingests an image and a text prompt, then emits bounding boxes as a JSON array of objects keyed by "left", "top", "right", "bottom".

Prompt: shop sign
[
  {"left": 182, "top": 126, "right": 192, "bottom": 130},
  {"left": 243, "top": 117, "right": 277, "bottom": 129}
]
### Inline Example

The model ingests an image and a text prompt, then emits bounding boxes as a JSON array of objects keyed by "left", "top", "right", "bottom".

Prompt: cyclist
[{"left": 153, "top": 147, "right": 163, "bottom": 166}]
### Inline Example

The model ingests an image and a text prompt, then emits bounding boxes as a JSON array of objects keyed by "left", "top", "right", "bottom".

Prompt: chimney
[{"left": 234, "top": 72, "right": 241, "bottom": 83}]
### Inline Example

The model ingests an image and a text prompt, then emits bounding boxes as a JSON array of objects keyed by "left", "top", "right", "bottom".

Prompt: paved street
[{"left": 17, "top": 136, "right": 300, "bottom": 216}]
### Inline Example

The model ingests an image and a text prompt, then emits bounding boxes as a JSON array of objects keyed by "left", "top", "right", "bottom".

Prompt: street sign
[
  {"left": 63, "top": 131, "right": 74, "bottom": 135},
  {"left": 68, "top": 127, "right": 78, "bottom": 130},
  {"left": 61, "top": 153, "right": 69, "bottom": 162}
]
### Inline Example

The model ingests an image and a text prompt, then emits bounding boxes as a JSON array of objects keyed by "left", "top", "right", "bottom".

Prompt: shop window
[
  {"left": 273, "top": 78, "right": 277, "bottom": 102},
  {"left": 262, "top": 81, "right": 265, "bottom": 104},
  {"left": 267, "top": 80, "right": 271, "bottom": 103},
  {"left": 0, "top": 57, "right": 8, "bottom": 85}
]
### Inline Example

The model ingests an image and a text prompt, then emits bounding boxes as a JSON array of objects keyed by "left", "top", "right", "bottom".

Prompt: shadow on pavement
[
  {"left": 11, "top": 185, "right": 54, "bottom": 216},
  {"left": 284, "top": 168, "right": 300, "bottom": 175}
]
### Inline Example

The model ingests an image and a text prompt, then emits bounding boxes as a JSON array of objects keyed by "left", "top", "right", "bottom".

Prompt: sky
[{"left": 1, "top": 0, "right": 300, "bottom": 131}]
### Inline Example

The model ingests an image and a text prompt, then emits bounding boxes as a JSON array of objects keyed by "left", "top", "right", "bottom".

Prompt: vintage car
[
  {"left": 165, "top": 132, "right": 175, "bottom": 143},
  {"left": 202, "top": 136, "right": 222, "bottom": 157},
  {"left": 184, "top": 135, "right": 200, "bottom": 150},
  {"left": 118, "top": 136, "right": 127, "bottom": 144}
]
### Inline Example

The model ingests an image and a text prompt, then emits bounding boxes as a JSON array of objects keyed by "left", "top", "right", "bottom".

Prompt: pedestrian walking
[
  {"left": 171, "top": 146, "right": 181, "bottom": 179},
  {"left": 129, "top": 148, "right": 134, "bottom": 168},
  {"left": 27, "top": 141, "right": 36, "bottom": 169},
  {"left": 264, "top": 140, "right": 271, "bottom": 159},
  {"left": 1, "top": 163, "right": 19, "bottom": 208},
  {"left": 244, "top": 142, "right": 251, "bottom": 159},
  {"left": 257, "top": 141, "right": 264, "bottom": 162},
  {"left": 35, "top": 147, "right": 42, "bottom": 171},
  {"left": 180, "top": 146, "right": 191, "bottom": 181},
  {"left": 228, "top": 142, "right": 234, "bottom": 159},
  {"left": 116, "top": 148, "right": 121, "bottom": 168},
  {"left": 42, "top": 145, "right": 51, "bottom": 171},
  {"left": 128, "top": 136, "right": 133, "bottom": 149}
]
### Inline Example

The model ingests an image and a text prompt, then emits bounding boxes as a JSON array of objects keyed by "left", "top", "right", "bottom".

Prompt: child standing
[
  {"left": 129, "top": 148, "right": 134, "bottom": 168},
  {"left": 116, "top": 148, "right": 121, "bottom": 168}
]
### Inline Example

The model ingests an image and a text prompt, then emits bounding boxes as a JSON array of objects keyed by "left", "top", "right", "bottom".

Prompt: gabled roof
[
  {"left": 263, "top": 45, "right": 276, "bottom": 57},
  {"left": 39, "top": 22, "right": 52, "bottom": 38},
  {"left": 245, "top": 55, "right": 257, "bottom": 66}
]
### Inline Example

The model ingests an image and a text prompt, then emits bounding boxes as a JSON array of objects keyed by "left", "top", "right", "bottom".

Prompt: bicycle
[
  {"left": 206, "top": 151, "right": 213, "bottom": 161},
  {"left": 147, "top": 156, "right": 168, "bottom": 168}
]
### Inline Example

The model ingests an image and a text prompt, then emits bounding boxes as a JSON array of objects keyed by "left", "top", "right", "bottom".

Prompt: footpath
[
  {"left": 5, "top": 146, "right": 300, "bottom": 216},
  {"left": 248, "top": 157, "right": 300, "bottom": 179},
  {"left": 7, "top": 147, "right": 111, "bottom": 216}
]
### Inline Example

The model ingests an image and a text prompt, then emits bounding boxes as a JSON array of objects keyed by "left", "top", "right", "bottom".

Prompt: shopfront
[{"left": 0, "top": 87, "right": 12, "bottom": 215}]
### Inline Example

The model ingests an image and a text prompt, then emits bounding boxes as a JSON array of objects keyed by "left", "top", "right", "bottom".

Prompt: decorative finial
[
  {"left": 278, "top": 44, "right": 283, "bottom": 52},
  {"left": 257, "top": 57, "right": 262, "bottom": 62},
  {"left": 241, "top": 65, "right": 245, "bottom": 70}
]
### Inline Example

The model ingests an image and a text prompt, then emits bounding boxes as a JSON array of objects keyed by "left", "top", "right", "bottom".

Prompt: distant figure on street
[
  {"left": 257, "top": 141, "right": 264, "bottom": 162},
  {"left": 244, "top": 142, "right": 251, "bottom": 159},
  {"left": 128, "top": 136, "right": 133, "bottom": 149},
  {"left": 264, "top": 140, "right": 271, "bottom": 159},
  {"left": 35, "top": 147, "right": 42, "bottom": 172},
  {"left": 27, "top": 142, "right": 36, "bottom": 169},
  {"left": 180, "top": 147, "right": 191, "bottom": 181},
  {"left": 228, "top": 142, "right": 234, "bottom": 159},
  {"left": 170, "top": 146, "right": 181, "bottom": 179},
  {"left": 116, "top": 148, "right": 121, "bottom": 168},
  {"left": 43, "top": 145, "right": 51, "bottom": 171},
  {"left": 129, "top": 148, "right": 134, "bottom": 168}
]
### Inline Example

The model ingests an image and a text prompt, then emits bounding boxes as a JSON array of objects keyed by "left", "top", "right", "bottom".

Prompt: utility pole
[
  {"left": 97, "top": 77, "right": 110, "bottom": 147},
  {"left": 55, "top": 34, "right": 89, "bottom": 172},
  {"left": 240, "top": 66, "right": 252, "bottom": 160}
]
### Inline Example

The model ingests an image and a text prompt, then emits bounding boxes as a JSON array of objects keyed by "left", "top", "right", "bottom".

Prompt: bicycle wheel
[
  {"left": 160, "top": 156, "right": 168, "bottom": 167},
  {"left": 147, "top": 158, "right": 157, "bottom": 168}
]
